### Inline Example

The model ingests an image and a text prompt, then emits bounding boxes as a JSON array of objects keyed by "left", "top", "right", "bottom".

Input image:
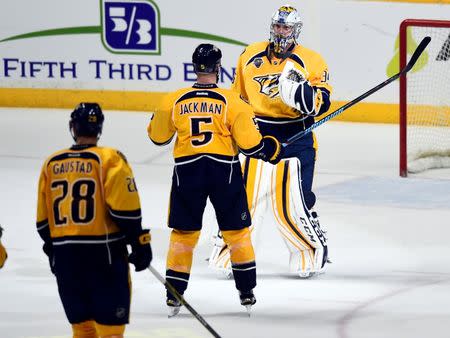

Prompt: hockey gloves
[
  {"left": 42, "top": 242, "right": 56, "bottom": 274},
  {"left": 278, "top": 61, "right": 323, "bottom": 116},
  {"left": 128, "top": 229, "right": 152, "bottom": 272},
  {"left": 255, "top": 136, "right": 284, "bottom": 165}
]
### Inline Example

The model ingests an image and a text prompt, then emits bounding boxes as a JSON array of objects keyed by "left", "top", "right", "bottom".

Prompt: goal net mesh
[{"left": 405, "top": 24, "right": 450, "bottom": 173}]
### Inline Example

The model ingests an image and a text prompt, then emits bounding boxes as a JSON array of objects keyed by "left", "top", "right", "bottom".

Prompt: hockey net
[{"left": 399, "top": 19, "right": 450, "bottom": 177}]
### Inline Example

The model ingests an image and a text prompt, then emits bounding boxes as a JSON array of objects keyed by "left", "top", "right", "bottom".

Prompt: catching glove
[
  {"left": 278, "top": 61, "right": 323, "bottom": 116},
  {"left": 128, "top": 229, "right": 152, "bottom": 272}
]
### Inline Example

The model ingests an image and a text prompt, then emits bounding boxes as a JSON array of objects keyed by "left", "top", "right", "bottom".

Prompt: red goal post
[{"left": 399, "top": 19, "right": 450, "bottom": 177}]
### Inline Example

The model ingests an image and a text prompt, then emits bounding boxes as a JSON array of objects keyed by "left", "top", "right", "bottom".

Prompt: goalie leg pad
[
  {"left": 271, "top": 158, "right": 328, "bottom": 275},
  {"left": 72, "top": 320, "right": 98, "bottom": 338},
  {"left": 222, "top": 228, "right": 256, "bottom": 292}
]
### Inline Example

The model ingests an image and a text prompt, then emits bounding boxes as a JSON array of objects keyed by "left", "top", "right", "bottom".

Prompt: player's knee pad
[
  {"left": 221, "top": 228, "right": 255, "bottom": 265},
  {"left": 271, "top": 158, "right": 327, "bottom": 272},
  {"left": 167, "top": 230, "right": 200, "bottom": 273},
  {"left": 95, "top": 322, "right": 125, "bottom": 337},
  {"left": 222, "top": 227, "right": 256, "bottom": 292},
  {"left": 72, "top": 320, "right": 98, "bottom": 338}
]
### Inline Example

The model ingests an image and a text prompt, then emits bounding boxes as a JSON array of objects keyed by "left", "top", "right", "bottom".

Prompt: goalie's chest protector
[{"left": 234, "top": 42, "right": 331, "bottom": 120}]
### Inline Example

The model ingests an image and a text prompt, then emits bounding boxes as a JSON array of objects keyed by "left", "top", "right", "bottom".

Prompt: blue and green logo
[{"left": 102, "top": 0, "right": 161, "bottom": 54}]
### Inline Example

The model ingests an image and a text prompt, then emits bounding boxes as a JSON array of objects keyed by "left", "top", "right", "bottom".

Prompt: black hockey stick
[
  {"left": 147, "top": 265, "right": 222, "bottom": 338},
  {"left": 283, "top": 36, "right": 431, "bottom": 146}
]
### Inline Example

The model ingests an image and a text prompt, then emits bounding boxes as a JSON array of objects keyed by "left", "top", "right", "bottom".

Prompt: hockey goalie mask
[{"left": 270, "top": 5, "right": 302, "bottom": 57}]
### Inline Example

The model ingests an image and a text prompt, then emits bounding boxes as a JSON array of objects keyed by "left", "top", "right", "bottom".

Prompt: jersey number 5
[
  {"left": 190, "top": 117, "right": 213, "bottom": 147},
  {"left": 51, "top": 179, "right": 96, "bottom": 226}
]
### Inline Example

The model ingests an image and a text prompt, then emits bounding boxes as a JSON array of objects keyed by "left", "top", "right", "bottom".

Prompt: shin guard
[
  {"left": 222, "top": 228, "right": 256, "bottom": 292},
  {"left": 72, "top": 320, "right": 98, "bottom": 338},
  {"left": 166, "top": 230, "right": 200, "bottom": 296}
]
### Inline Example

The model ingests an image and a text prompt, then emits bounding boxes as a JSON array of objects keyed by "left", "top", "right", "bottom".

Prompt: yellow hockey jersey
[
  {"left": 36, "top": 145, "right": 142, "bottom": 245},
  {"left": 148, "top": 83, "right": 263, "bottom": 162},
  {"left": 232, "top": 41, "right": 332, "bottom": 119}
]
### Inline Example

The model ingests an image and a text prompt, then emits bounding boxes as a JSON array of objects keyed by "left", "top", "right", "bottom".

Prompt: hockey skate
[
  {"left": 166, "top": 297, "right": 182, "bottom": 318},
  {"left": 239, "top": 290, "right": 256, "bottom": 316}
]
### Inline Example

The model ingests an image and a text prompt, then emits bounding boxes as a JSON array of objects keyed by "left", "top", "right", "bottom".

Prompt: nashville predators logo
[
  {"left": 253, "top": 74, "right": 280, "bottom": 98},
  {"left": 279, "top": 6, "right": 295, "bottom": 13}
]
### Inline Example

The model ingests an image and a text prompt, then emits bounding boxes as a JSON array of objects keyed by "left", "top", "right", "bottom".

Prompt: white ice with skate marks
[{"left": 1, "top": 109, "right": 450, "bottom": 338}]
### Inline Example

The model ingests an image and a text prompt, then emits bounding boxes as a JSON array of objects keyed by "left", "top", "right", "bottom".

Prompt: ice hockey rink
[{"left": 1, "top": 107, "right": 450, "bottom": 338}]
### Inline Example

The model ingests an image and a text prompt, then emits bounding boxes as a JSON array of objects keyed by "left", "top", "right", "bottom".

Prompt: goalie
[{"left": 209, "top": 4, "right": 332, "bottom": 278}]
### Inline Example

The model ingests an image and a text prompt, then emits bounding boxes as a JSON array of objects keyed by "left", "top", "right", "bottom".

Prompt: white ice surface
[{"left": 1, "top": 108, "right": 450, "bottom": 338}]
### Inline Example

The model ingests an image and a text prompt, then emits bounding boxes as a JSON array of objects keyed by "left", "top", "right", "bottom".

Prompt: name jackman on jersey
[
  {"left": 180, "top": 102, "right": 223, "bottom": 115},
  {"left": 52, "top": 161, "right": 93, "bottom": 175},
  {"left": 0, "top": 58, "right": 235, "bottom": 82}
]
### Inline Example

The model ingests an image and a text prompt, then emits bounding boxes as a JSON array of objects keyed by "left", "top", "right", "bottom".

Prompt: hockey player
[
  {"left": 209, "top": 4, "right": 332, "bottom": 278},
  {"left": 148, "top": 43, "right": 283, "bottom": 316},
  {"left": 0, "top": 225, "right": 7, "bottom": 269},
  {"left": 36, "top": 103, "right": 152, "bottom": 338}
]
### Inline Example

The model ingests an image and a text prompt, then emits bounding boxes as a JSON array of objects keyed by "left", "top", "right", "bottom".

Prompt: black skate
[
  {"left": 239, "top": 290, "right": 256, "bottom": 316},
  {"left": 166, "top": 296, "right": 182, "bottom": 318}
]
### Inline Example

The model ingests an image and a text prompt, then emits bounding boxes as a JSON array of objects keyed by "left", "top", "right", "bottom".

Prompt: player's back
[
  {"left": 151, "top": 83, "right": 261, "bottom": 163},
  {"left": 37, "top": 145, "right": 133, "bottom": 243}
]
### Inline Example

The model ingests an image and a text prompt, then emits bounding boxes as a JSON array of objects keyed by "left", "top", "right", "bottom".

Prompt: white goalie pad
[{"left": 270, "top": 158, "right": 328, "bottom": 276}]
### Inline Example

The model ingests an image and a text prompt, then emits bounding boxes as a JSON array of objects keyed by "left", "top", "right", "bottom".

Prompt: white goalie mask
[{"left": 269, "top": 5, "right": 303, "bottom": 57}]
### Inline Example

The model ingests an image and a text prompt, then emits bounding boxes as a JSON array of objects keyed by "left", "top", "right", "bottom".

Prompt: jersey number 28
[{"left": 51, "top": 179, "right": 96, "bottom": 226}]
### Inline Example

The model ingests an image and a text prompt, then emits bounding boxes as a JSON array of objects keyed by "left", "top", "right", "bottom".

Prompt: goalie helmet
[
  {"left": 192, "top": 43, "right": 222, "bottom": 74},
  {"left": 69, "top": 102, "right": 104, "bottom": 140},
  {"left": 269, "top": 5, "right": 303, "bottom": 57}
]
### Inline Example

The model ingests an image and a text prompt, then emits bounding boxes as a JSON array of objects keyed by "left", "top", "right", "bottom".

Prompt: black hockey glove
[
  {"left": 128, "top": 229, "right": 152, "bottom": 272},
  {"left": 255, "top": 136, "right": 284, "bottom": 165},
  {"left": 42, "top": 242, "right": 56, "bottom": 274}
]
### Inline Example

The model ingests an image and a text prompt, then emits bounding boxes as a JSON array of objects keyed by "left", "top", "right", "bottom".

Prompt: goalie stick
[
  {"left": 147, "top": 265, "right": 222, "bottom": 338},
  {"left": 282, "top": 36, "right": 432, "bottom": 146}
]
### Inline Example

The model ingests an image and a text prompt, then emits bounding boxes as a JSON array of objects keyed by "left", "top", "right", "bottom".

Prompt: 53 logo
[{"left": 101, "top": 0, "right": 161, "bottom": 54}]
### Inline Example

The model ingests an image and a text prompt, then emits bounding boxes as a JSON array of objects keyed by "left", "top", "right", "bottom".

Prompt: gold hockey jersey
[
  {"left": 36, "top": 145, "right": 142, "bottom": 244},
  {"left": 148, "top": 83, "right": 263, "bottom": 161},
  {"left": 232, "top": 41, "right": 332, "bottom": 119}
]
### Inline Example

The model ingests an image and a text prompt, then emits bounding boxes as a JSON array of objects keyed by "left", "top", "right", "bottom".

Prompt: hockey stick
[
  {"left": 147, "top": 265, "right": 222, "bottom": 338},
  {"left": 283, "top": 36, "right": 431, "bottom": 146}
]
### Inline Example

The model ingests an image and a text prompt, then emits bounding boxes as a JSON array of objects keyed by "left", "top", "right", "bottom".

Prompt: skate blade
[
  {"left": 245, "top": 305, "right": 252, "bottom": 316},
  {"left": 168, "top": 306, "right": 181, "bottom": 318}
]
